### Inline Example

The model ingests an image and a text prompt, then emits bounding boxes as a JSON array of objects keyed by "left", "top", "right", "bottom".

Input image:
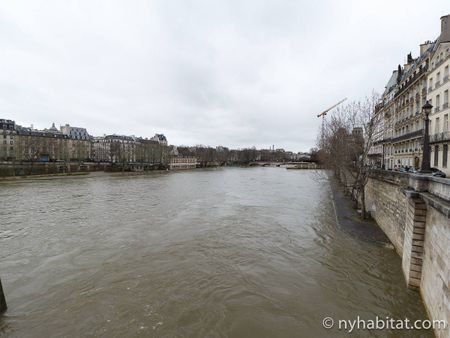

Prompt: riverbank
[
  {"left": 328, "top": 177, "right": 393, "bottom": 247},
  {"left": 330, "top": 170, "right": 450, "bottom": 338},
  {"left": 0, "top": 171, "right": 90, "bottom": 181},
  {"left": 0, "top": 167, "right": 222, "bottom": 183}
]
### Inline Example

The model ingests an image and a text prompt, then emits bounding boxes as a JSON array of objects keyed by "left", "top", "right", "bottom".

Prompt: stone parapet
[{"left": 365, "top": 170, "right": 449, "bottom": 338}]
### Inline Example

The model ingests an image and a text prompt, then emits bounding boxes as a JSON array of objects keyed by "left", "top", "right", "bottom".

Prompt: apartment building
[
  {"left": 391, "top": 47, "right": 432, "bottom": 169},
  {"left": 428, "top": 15, "right": 450, "bottom": 175},
  {"left": 375, "top": 15, "right": 450, "bottom": 170},
  {"left": 92, "top": 135, "right": 137, "bottom": 163},
  {"left": 379, "top": 70, "right": 398, "bottom": 169},
  {"left": 0, "top": 119, "right": 16, "bottom": 161}
]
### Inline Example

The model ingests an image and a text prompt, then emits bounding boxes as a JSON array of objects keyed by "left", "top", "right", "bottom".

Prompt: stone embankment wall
[
  {"left": 0, "top": 161, "right": 169, "bottom": 177},
  {"left": 365, "top": 170, "right": 449, "bottom": 338},
  {"left": 0, "top": 161, "right": 111, "bottom": 176},
  {"left": 365, "top": 175, "right": 408, "bottom": 255}
]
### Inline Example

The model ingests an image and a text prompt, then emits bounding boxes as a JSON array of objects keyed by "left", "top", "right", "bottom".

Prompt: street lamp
[{"left": 420, "top": 100, "right": 433, "bottom": 173}]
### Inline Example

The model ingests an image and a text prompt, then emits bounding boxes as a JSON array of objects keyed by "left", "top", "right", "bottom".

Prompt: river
[{"left": 0, "top": 168, "right": 432, "bottom": 337}]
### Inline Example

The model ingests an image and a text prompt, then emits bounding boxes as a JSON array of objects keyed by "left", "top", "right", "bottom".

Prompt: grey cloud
[{"left": 1, "top": 0, "right": 449, "bottom": 150}]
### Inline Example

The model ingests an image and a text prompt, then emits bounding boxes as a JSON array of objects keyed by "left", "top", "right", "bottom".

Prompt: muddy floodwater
[{"left": 0, "top": 168, "right": 431, "bottom": 337}]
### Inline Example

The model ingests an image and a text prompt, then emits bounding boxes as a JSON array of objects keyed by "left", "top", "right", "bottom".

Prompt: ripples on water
[{"left": 0, "top": 168, "right": 431, "bottom": 337}]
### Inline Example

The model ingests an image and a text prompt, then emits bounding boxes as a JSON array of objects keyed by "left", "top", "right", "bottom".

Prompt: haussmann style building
[
  {"left": 428, "top": 16, "right": 450, "bottom": 175},
  {"left": 373, "top": 15, "right": 450, "bottom": 173}
]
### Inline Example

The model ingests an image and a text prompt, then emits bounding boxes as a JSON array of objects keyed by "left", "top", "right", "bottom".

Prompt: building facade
[
  {"left": 169, "top": 156, "right": 197, "bottom": 170},
  {"left": 1, "top": 118, "right": 171, "bottom": 167},
  {"left": 375, "top": 15, "right": 450, "bottom": 171},
  {"left": 428, "top": 15, "right": 450, "bottom": 175},
  {"left": 390, "top": 47, "right": 432, "bottom": 169},
  {"left": 92, "top": 135, "right": 170, "bottom": 164},
  {"left": 379, "top": 70, "right": 399, "bottom": 169},
  {"left": 1, "top": 121, "right": 92, "bottom": 162},
  {"left": 92, "top": 135, "right": 137, "bottom": 163},
  {"left": 0, "top": 119, "right": 16, "bottom": 161},
  {"left": 14, "top": 127, "right": 71, "bottom": 162},
  {"left": 368, "top": 101, "right": 385, "bottom": 167},
  {"left": 135, "top": 138, "right": 168, "bottom": 164}
]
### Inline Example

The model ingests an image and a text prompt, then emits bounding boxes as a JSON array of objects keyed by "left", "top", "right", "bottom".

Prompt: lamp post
[{"left": 420, "top": 100, "right": 433, "bottom": 173}]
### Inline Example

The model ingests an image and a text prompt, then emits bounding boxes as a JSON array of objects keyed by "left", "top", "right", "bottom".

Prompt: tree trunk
[
  {"left": 0, "top": 277, "right": 7, "bottom": 314},
  {"left": 360, "top": 187, "right": 367, "bottom": 219}
]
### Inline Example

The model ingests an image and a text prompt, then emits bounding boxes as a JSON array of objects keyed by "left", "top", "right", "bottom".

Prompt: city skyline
[
  {"left": 1, "top": 0, "right": 449, "bottom": 150},
  {"left": 4, "top": 117, "right": 308, "bottom": 153}
]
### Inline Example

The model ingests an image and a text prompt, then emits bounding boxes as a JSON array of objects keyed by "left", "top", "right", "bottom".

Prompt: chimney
[
  {"left": 404, "top": 62, "right": 411, "bottom": 72},
  {"left": 420, "top": 41, "right": 433, "bottom": 55},
  {"left": 407, "top": 52, "right": 413, "bottom": 64},
  {"left": 441, "top": 15, "right": 450, "bottom": 43}
]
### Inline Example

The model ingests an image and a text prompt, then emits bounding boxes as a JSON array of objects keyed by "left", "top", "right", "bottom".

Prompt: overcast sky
[{"left": 1, "top": 1, "right": 449, "bottom": 151}]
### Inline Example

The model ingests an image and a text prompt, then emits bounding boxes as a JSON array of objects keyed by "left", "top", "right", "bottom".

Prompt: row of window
[
  {"left": 429, "top": 64, "right": 450, "bottom": 89},
  {"left": 394, "top": 120, "right": 423, "bottom": 137},
  {"left": 384, "top": 141, "right": 421, "bottom": 155},
  {"left": 432, "top": 89, "right": 449, "bottom": 112},
  {"left": 433, "top": 113, "right": 449, "bottom": 134},
  {"left": 0, "top": 145, "right": 14, "bottom": 151},
  {"left": 433, "top": 144, "right": 449, "bottom": 168}
]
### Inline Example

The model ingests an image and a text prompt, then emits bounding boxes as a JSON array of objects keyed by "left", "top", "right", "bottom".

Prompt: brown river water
[{"left": 0, "top": 168, "right": 432, "bottom": 337}]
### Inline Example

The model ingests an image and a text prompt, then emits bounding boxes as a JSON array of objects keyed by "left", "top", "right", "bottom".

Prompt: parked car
[
  {"left": 431, "top": 167, "right": 447, "bottom": 178},
  {"left": 399, "top": 166, "right": 416, "bottom": 173}
]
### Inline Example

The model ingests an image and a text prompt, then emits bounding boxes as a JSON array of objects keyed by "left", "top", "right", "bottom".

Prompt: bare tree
[{"left": 318, "top": 92, "right": 380, "bottom": 219}]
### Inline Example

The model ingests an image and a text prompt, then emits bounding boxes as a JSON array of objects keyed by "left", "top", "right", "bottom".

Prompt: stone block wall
[
  {"left": 365, "top": 175, "right": 407, "bottom": 255},
  {"left": 364, "top": 170, "right": 450, "bottom": 338},
  {"left": 421, "top": 207, "right": 450, "bottom": 338}
]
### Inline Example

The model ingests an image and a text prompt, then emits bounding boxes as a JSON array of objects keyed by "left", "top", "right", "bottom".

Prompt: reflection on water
[{"left": 0, "top": 168, "right": 431, "bottom": 337}]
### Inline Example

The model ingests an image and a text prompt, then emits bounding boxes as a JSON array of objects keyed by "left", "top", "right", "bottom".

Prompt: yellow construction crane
[{"left": 317, "top": 98, "right": 347, "bottom": 146}]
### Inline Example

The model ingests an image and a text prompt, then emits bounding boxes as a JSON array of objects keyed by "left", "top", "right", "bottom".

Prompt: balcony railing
[
  {"left": 443, "top": 102, "right": 449, "bottom": 110},
  {"left": 430, "top": 131, "right": 450, "bottom": 143},
  {"left": 394, "top": 114, "right": 419, "bottom": 127},
  {"left": 391, "top": 129, "right": 423, "bottom": 143}
]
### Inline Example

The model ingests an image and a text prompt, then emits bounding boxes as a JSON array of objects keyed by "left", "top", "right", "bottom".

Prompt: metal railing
[
  {"left": 430, "top": 131, "right": 450, "bottom": 143},
  {"left": 391, "top": 129, "right": 423, "bottom": 143}
]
